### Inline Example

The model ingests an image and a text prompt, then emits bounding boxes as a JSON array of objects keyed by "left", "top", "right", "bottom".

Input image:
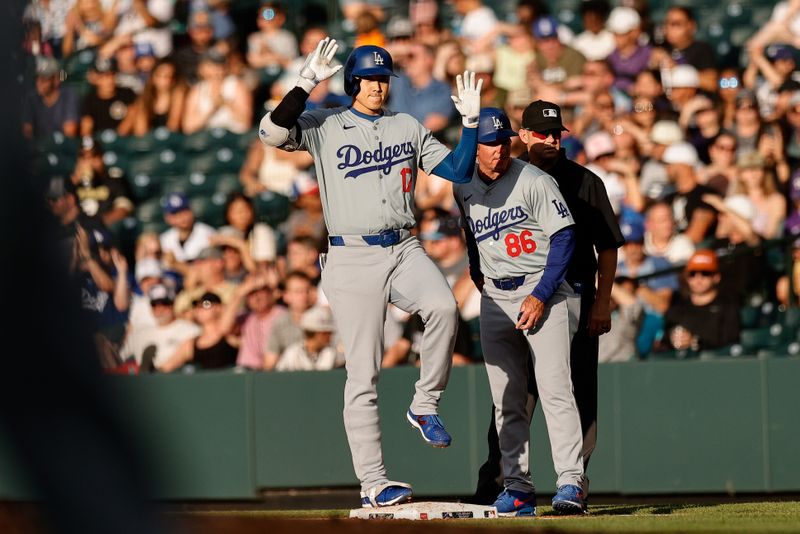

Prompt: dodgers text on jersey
[
  {"left": 336, "top": 141, "right": 416, "bottom": 179},
  {"left": 467, "top": 206, "right": 528, "bottom": 242}
]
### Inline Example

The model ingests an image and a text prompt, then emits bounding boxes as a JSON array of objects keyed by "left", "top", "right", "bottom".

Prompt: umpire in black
[{"left": 470, "top": 100, "right": 624, "bottom": 503}]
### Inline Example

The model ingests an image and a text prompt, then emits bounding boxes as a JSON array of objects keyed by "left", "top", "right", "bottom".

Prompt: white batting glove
[
  {"left": 450, "top": 70, "right": 483, "bottom": 128},
  {"left": 297, "top": 37, "right": 342, "bottom": 93}
]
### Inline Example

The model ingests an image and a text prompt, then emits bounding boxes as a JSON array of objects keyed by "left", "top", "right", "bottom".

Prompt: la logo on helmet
[
  {"left": 373, "top": 52, "right": 384, "bottom": 65},
  {"left": 492, "top": 116, "right": 503, "bottom": 130}
]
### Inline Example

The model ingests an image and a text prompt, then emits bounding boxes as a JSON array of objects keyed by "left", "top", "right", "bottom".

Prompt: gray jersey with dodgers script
[
  {"left": 454, "top": 159, "right": 575, "bottom": 280},
  {"left": 295, "top": 107, "right": 450, "bottom": 235}
]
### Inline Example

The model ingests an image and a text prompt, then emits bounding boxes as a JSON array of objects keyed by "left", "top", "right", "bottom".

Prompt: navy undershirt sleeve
[
  {"left": 431, "top": 126, "right": 477, "bottom": 184},
  {"left": 531, "top": 226, "right": 576, "bottom": 303}
]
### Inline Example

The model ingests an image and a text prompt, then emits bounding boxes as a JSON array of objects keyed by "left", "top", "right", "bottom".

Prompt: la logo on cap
[
  {"left": 373, "top": 51, "right": 384, "bottom": 65},
  {"left": 492, "top": 116, "right": 503, "bottom": 130},
  {"left": 543, "top": 109, "right": 557, "bottom": 118},
  {"left": 169, "top": 195, "right": 182, "bottom": 207}
]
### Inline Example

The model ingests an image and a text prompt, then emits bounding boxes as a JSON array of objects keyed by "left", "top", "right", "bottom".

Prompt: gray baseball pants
[
  {"left": 480, "top": 276, "right": 585, "bottom": 493},
  {"left": 320, "top": 236, "right": 458, "bottom": 492}
]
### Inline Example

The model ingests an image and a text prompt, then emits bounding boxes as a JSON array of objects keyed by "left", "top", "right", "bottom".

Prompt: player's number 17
[{"left": 505, "top": 230, "right": 537, "bottom": 257}]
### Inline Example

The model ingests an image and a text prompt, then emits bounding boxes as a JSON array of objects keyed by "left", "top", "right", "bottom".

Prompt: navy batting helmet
[
  {"left": 477, "top": 108, "right": 518, "bottom": 143},
  {"left": 343, "top": 45, "right": 397, "bottom": 96}
]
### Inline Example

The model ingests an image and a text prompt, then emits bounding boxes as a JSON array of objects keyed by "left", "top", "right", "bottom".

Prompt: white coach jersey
[
  {"left": 296, "top": 107, "right": 450, "bottom": 236},
  {"left": 454, "top": 159, "right": 575, "bottom": 280}
]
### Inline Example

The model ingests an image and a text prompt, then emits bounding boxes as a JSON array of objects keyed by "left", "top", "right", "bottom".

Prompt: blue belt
[
  {"left": 328, "top": 229, "right": 402, "bottom": 248},
  {"left": 491, "top": 276, "right": 527, "bottom": 291}
]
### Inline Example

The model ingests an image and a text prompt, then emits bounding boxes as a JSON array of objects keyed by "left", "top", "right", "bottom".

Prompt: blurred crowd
[{"left": 20, "top": 0, "right": 800, "bottom": 372}]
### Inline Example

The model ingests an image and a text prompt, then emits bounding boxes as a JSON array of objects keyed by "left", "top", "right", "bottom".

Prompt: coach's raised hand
[
  {"left": 297, "top": 37, "right": 342, "bottom": 93},
  {"left": 450, "top": 70, "right": 483, "bottom": 128}
]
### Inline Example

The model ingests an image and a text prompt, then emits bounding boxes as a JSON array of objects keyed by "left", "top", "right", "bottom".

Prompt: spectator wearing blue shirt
[
  {"left": 616, "top": 214, "right": 679, "bottom": 355},
  {"left": 388, "top": 42, "right": 454, "bottom": 134},
  {"left": 22, "top": 56, "right": 78, "bottom": 139}
]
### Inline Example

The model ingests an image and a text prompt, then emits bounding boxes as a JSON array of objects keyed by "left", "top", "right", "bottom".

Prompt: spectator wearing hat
[
  {"left": 663, "top": 250, "right": 740, "bottom": 351},
  {"left": 451, "top": 0, "right": 498, "bottom": 54},
  {"left": 183, "top": 49, "right": 252, "bottom": 134},
  {"left": 158, "top": 291, "right": 239, "bottom": 372},
  {"left": 745, "top": 43, "right": 800, "bottom": 120},
  {"left": 235, "top": 273, "right": 286, "bottom": 369},
  {"left": 159, "top": 192, "right": 217, "bottom": 269},
  {"left": 173, "top": 246, "right": 239, "bottom": 317},
  {"left": 582, "top": 130, "right": 630, "bottom": 215},
  {"left": 652, "top": 6, "right": 716, "bottom": 93},
  {"left": 389, "top": 42, "right": 454, "bottom": 134},
  {"left": 616, "top": 216, "right": 678, "bottom": 316},
  {"left": 120, "top": 283, "right": 200, "bottom": 371},
  {"left": 98, "top": 37, "right": 145, "bottom": 94},
  {"left": 606, "top": 7, "right": 651, "bottom": 95},
  {"left": 127, "top": 257, "right": 165, "bottom": 330},
  {"left": 276, "top": 305, "right": 342, "bottom": 371},
  {"left": 571, "top": 0, "right": 614, "bottom": 62},
  {"left": 264, "top": 271, "right": 315, "bottom": 370},
  {"left": 643, "top": 201, "right": 695, "bottom": 266},
  {"left": 246, "top": 2, "right": 298, "bottom": 71},
  {"left": 70, "top": 137, "right": 134, "bottom": 226},
  {"left": 662, "top": 142, "right": 717, "bottom": 244},
  {"left": 80, "top": 57, "right": 137, "bottom": 136},
  {"left": 173, "top": 10, "right": 217, "bottom": 84},
  {"left": 666, "top": 64, "right": 701, "bottom": 113},
  {"left": 639, "top": 120, "right": 682, "bottom": 201},
  {"left": 531, "top": 16, "right": 586, "bottom": 89},
  {"left": 134, "top": 42, "right": 157, "bottom": 81},
  {"left": 61, "top": 0, "right": 110, "bottom": 57},
  {"left": 22, "top": 56, "right": 79, "bottom": 139},
  {"left": 729, "top": 151, "right": 787, "bottom": 239},
  {"left": 104, "top": 0, "right": 174, "bottom": 59}
]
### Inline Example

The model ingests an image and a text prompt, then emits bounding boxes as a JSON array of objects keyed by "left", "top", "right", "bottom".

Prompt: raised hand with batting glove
[
  {"left": 296, "top": 37, "right": 343, "bottom": 93},
  {"left": 451, "top": 70, "right": 483, "bottom": 128}
]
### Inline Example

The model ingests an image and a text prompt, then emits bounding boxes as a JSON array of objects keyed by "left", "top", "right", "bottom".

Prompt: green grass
[{"left": 181, "top": 501, "right": 800, "bottom": 532}]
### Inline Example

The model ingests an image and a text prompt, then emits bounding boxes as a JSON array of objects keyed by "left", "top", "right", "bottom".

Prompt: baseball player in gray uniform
[
  {"left": 258, "top": 38, "right": 482, "bottom": 508},
  {"left": 454, "top": 108, "right": 586, "bottom": 516}
]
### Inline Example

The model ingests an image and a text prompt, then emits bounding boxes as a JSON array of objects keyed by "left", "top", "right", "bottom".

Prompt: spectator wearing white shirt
[
  {"left": 106, "top": 0, "right": 174, "bottom": 58},
  {"left": 276, "top": 306, "right": 343, "bottom": 371},
  {"left": 452, "top": 0, "right": 498, "bottom": 53},
  {"left": 120, "top": 283, "right": 200, "bottom": 370},
  {"left": 572, "top": 0, "right": 615, "bottom": 61},
  {"left": 159, "top": 192, "right": 216, "bottom": 271}
]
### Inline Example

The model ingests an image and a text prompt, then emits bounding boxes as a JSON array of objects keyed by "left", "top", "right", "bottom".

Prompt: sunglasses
[
  {"left": 736, "top": 102, "right": 756, "bottom": 111},
  {"left": 193, "top": 299, "right": 218, "bottom": 309},
  {"left": 719, "top": 77, "right": 739, "bottom": 90},
  {"left": 634, "top": 101, "right": 654, "bottom": 113},
  {"left": 712, "top": 143, "right": 736, "bottom": 152},
  {"left": 151, "top": 299, "right": 173, "bottom": 307},
  {"left": 687, "top": 270, "right": 715, "bottom": 278},
  {"left": 528, "top": 129, "right": 562, "bottom": 140}
]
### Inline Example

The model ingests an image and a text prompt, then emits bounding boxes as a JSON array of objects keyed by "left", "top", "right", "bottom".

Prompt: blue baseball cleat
[
  {"left": 407, "top": 410, "right": 452, "bottom": 447},
  {"left": 360, "top": 482, "right": 413, "bottom": 508},
  {"left": 552, "top": 484, "right": 588, "bottom": 515},
  {"left": 492, "top": 488, "right": 536, "bottom": 517}
]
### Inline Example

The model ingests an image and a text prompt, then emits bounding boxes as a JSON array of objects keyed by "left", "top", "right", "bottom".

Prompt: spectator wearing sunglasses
[{"left": 663, "top": 250, "right": 740, "bottom": 351}]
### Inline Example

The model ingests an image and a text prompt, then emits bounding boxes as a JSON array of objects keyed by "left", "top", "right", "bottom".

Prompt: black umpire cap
[
  {"left": 521, "top": 100, "right": 569, "bottom": 133},
  {"left": 477, "top": 107, "right": 518, "bottom": 143}
]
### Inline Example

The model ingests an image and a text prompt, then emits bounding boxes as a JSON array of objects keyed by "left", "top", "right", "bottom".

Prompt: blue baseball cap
[
  {"left": 163, "top": 192, "right": 191, "bottom": 215},
  {"left": 477, "top": 108, "right": 518, "bottom": 144},
  {"left": 766, "top": 44, "right": 795, "bottom": 62},
  {"left": 532, "top": 16, "right": 560, "bottom": 40},
  {"left": 620, "top": 217, "right": 645, "bottom": 243},
  {"left": 134, "top": 42, "right": 155, "bottom": 58}
]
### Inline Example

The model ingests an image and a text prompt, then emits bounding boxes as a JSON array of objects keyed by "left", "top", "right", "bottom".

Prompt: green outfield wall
[{"left": 0, "top": 358, "right": 798, "bottom": 499}]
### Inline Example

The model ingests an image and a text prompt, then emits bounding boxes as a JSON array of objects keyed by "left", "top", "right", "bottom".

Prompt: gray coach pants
[
  {"left": 321, "top": 236, "right": 458, "bottom": 492},
  {"left": 480, "top": 277, "right": 585, "bottom": 493}
]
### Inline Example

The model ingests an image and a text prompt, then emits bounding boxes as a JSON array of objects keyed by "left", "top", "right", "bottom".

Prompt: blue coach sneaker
[
  {"left": 552, "top": 484, "right": 587, "bottom": 515},
  {"left": 492, "top": 489, "right": 536, "bottom": 517},
  {"left": 407, "top": 410, "right": 452, "bottom": 447},
  {"left": 360, "top": 482, "right": 413, "bottom": 508}
]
